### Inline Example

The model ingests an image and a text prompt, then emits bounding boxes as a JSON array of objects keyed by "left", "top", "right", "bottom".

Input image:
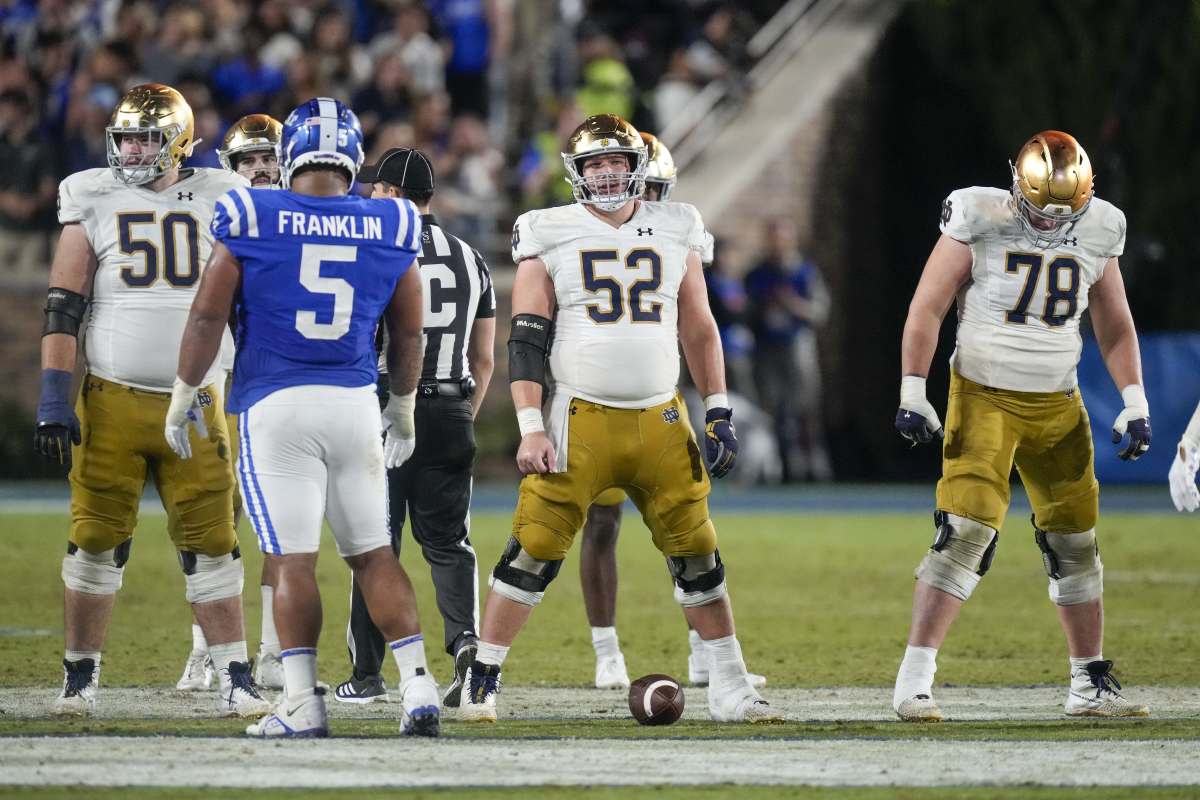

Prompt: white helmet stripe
[{"left": 317, "top": 97, "right": 338, "bottom": 151}]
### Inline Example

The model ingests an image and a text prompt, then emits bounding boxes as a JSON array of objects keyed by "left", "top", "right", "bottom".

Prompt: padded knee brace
[
  {"left": 914, "top": 511, "right": 998, "bottom": 602},
  {"left": 179, "top": 547, "right": 244, "bottom": 604},
  {"left": 62, "top": 540, "right": 131, "bottom": 595},
  {"left": 667, "top": 550, "right": 728, "bottom": 607},
  {"left": 1033, "top": 518, "right": 1103, "bottom": 606},
  {"left": 489, "top": 537, "right": 563, "bottom": 606}
]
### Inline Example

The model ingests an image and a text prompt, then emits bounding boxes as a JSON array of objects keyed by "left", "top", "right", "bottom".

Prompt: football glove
[
  {"left": 704, "top": 407, "right": 738, "bottom": 479},
  {"left": 1168, "top": 441, "right": 1200, "bottom": 512},
  {"left": 895, "top": 375, "right": 943, "bottom": 444},
  {"left": 1111, "top": 385, "right": 1151, "bottom": 461},
  {"left": 382, "top": 390, "right": 416, "bottom": 469},
  {"left": 164, "top": 378, "right": 208, "bottom": 460},
  {"left": 34, "top": 368, "right": 80, "bottom": 468}
]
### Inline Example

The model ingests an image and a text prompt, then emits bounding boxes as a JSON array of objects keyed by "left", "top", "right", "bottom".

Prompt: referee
[{"left": 334, "top": 147, "right": 496, "bottom": 708}]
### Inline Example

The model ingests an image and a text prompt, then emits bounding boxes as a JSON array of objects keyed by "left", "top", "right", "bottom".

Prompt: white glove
[
  {"left": 1169, "top": 440, "right": 1200, "bottom": 512},
  {"left": 895, "top": 375, "right": 944, "bottom": 444},
  {"left": 382, "top": 390, "right": 416, "bottom": 468},
  {"left": 164, "top": 377, "right": 208, "bottom": 460}
]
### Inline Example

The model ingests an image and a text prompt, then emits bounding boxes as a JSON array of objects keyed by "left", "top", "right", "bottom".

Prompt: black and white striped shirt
[{"left": 379, "top": 213, "right": 495, "bottom": 381}]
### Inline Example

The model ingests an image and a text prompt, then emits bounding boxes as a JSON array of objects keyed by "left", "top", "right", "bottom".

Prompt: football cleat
[
  {"left": 442, "top": 640, "right": 477, "bottom": 708},
  {"left": 707, "top": 670, "right": 781, "bottom": 723},
  {"left": 51, "top": 658, "right": 98, "bottom": 717},
  {"left": 1065, "top": 660, "right": 1150, "bottom": 718},
  {"left": 459, "top": 661, "right": 500, "bottom": 723},
  {"left": 594, "top": 652, "right": 631, "bottom": 690},
  {"left": 176, "top": 650, "right": 214, "bottom": 691},
  {"left": 333, "top": 672, "right": 389, "bottom": 704},
  {"left": 399, "top": 671, "right": 441, "bottom": 737},
  {"left": 246, "top": 687, "right": 329, "bottom": 738},
  {"left": 218, "top": 660, "right": 271, "bottom": 718},
  {"left": 688, "top": 652, "right": 766, "bottom": 689},
  {"left": 895, "top": 693, "right": 944, "bottom": 722},
  {"left": 254, "top": 647, "right": 284, "bottom": 691}
]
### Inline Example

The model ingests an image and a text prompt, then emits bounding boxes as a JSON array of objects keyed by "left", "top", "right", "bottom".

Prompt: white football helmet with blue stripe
[{"left": 278, "top": 97, "right": 364, "bottom": 189}]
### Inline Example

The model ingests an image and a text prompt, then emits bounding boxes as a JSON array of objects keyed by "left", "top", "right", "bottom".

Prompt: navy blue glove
[
  {"left": 1112, "top": 417, "right": 1151, "bottom": 461},
  {"left": 34, "top": 368, "right": 80, "bottom": 468},
  {"left": 704, "top": 407, "right": 738, "bottom": 479}
]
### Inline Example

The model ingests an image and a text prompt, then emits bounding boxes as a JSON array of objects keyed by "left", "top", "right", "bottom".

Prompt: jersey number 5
[
  {"left": 1004, "top": 252, "right": 1080, "bottom": 327},
  {"left": 296, "top": 244, "right": 356, "bottom": 340},
  {"left": 580, "top": 248, "right": 663, "bottom": 324}
]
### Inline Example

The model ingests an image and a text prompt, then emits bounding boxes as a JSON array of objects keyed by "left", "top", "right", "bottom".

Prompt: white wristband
[
  {"left": 1120, "top": 384, "right": 1148, "bottom": 413},
  {"left": 703, "top": 393, "right": 729, "bottom": 411},
  {"left": 900, "top": 375, "right": 927, "bottom": 406},
  {"left": 516, "top": 406, "right": 544, "bottom": 436}
]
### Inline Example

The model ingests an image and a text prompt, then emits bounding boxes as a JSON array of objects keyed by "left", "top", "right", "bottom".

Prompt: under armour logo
[
  {"left": 637, "top": 227, "right": 653, "bottom": 236},
  {"left": 662, "top": 407, "right": 680, "bottom": 424},
  {"left": 904, "top": 411, "right": 911, "bottom": 418},
  {"left": 1063, "top": 236, "right": 1078, "bottom": 247},
  {"left": 177, "top": 192, "right": 193, "bottom": 201}
]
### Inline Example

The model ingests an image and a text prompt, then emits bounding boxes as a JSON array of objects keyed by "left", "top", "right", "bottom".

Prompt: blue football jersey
[{"left": 212, "top": 186, "right": 421, "bottom": 412}]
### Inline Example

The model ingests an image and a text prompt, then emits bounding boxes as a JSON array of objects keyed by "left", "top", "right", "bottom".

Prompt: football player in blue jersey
[{"left": 165, "top": 98, "right": 441, "bottom": 738}]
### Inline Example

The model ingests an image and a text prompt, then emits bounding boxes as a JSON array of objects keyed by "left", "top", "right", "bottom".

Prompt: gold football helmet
[
  {"left": 217, "top": 114, "right": 282, "bottom": 185},
  {"left": 640, "top": 132, "right": 677, "bottom": 201},
  {"left": 562, "top": 113, "right": 648, "bottom": 211},
  {"left": 106, "top": 83, "right": 195, "bottom": 186},
  {"left": 1010, "top": 130, "right": 1094, "bottom": 248}
]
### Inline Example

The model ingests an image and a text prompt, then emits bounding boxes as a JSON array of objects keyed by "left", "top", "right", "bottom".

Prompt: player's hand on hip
[
  {"left": 34, "top": 368, "right": 81, "bottom": 469},
  {"left": 1111, "top": 384, "right": 1151, "bottom": 461},
  {"left": 1168, "top": 440, "right": 1200, "bottom": 512},
  {"left": 704, "top": 407, "right": 738, "bottom": 479},
  {"left": 381, "top": 390, "right": 417, "bottom": 468},
  {"left": 895, "top": 375, "right": 944, "bottom": 445},
  {"left": 164, "top": 378, "right": 207, "bottom": 460},
  {"left": 516, "top": 431, "right": 556, "bottom": 474}
]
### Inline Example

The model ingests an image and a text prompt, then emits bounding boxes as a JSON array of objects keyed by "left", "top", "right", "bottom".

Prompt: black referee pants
[{"left": 346, "top": 395, "right": 479, "bottom": 677}]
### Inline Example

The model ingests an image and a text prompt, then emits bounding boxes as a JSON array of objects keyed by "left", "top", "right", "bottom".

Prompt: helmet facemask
[
  {"left": 1009, "top": 160, "right": 1091, "bottom": 249},
  {"left": 564, "top": 148, "right": 648, "bottom": 212},
  {"left": 107, "top": 124, "right": 183, "bottom": 186}
]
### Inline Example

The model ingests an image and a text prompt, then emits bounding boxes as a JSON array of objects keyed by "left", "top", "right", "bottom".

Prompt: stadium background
[{"left": 1, "top": 0, "right": 1198, "bottom": 487}]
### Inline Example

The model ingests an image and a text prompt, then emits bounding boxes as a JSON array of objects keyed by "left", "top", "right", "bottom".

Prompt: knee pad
[
  {"left": 1033, "top": 519, "right": 1103, "bottom": 606},
  {"left": 62, "top": 540, "right": 130, "bottom": 595},
  {"left": 489, "top": 537, "right": 563, "bottom": 607},
  {"left": 914, "top": 511, "right": 998, "bottom": 602},
  {"left": 667, "top": 550, "right": 727, "bottom": 607},
  {"left": 180, "top": 547, "right": 245, "bottom": 604}
]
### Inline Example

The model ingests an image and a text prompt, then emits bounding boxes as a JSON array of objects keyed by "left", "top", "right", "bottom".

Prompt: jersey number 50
[
  {"left": 117, "top": 212, "right": 200, "bottom": 287},
  {"left": 580, "top": 248, "right": 662, "bottom": 324}
]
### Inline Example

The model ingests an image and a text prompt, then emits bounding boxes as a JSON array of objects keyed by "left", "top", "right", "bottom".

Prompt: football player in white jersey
[
  {"left": 460, "top": 114, "right": 777, "bottom": 724},
  {"left": 34, "top": 83, "right": 268, "bottom": 719},
  {"left": 1168, "top": 401, "right": 1200, "bottom": 511},
  {"left": 176, "top": 113, "right": 286, "bottom": 694},
  {"left": 891, "top": 131, "right": 1151, "bottom": 721},
  {"left": 578, "top": 131, "right": 766, "bottom": 691}
]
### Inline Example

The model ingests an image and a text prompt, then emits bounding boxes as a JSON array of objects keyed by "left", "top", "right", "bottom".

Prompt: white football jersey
[
  {"left": 512, "top": 200, "right": 711, "bottom": 408},
  {"left": 58, "top": 167, "right": 245, "bottom": 392},
  {"left": 939, "top": 186, "right": 1126, "bottom": 393}
]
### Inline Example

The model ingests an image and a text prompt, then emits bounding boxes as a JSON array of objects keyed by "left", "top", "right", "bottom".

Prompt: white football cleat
[
  {"left": 594, "top": 652, "right": 631, "bottom": 689},
  {"left": 707, "top": 670, "right": 781, "bottom": 723},
  {"left": 176, "top": 650, "right": 214, "bottom": 691},
  {"left": 459, "top": 662, "right": 500, "bottom": 723},
  {"left": 218, "top": 660, "right": 271, "bottom": 718},
  {"left": 254, "top": 648, "right": 284, "bottom": 691},
  {"left": 246, "top": 688, "right": 329, "bottom": 738},
  {"left": 399, "top": 671, "right": 441, "bottom": 737},
  {"left": 51, "top": 658, "right": 98, "bottom": 718},
  {"left": 895, "top": 693, "right": 944, "bottom": 722},
  {"left": 1065, "top": 660, "right": 1149, "bottom": 718},
  {"left": 688, "top": 652, "right": 766, "bottom": 688}
]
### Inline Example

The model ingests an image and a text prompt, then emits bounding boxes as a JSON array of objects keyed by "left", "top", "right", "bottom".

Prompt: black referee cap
[{"left": 358, "top": 147, "right": 435, "bottom": 190}]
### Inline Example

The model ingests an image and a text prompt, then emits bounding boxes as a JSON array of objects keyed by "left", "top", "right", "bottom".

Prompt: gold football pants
[{"left": 936, "top": 371, "right": 1098, "bottom": 533}]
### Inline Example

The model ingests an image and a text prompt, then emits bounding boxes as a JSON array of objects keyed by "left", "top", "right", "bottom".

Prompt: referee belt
[{"left": 418, "top": 378, "right": 475, "bottom": 399}]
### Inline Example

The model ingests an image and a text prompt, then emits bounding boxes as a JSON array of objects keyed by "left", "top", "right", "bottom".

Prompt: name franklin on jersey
[{"left": 277, "top": 209, "right": 384, "bottom": 240}]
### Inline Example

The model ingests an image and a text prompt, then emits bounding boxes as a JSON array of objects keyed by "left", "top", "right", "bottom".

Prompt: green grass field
[{"left": 2, "top": 508, "right": 1197, "bottom": 690}]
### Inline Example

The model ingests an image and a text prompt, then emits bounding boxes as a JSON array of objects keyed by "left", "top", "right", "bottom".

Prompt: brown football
[{"left": 628, "top": 673, "right": 685, "bottom": 726}]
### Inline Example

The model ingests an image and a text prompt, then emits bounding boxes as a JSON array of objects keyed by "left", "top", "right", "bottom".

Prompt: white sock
[
  {"left": 208, "top": 640, "right": 249, "bottom": 686},
  {"left": 476, "top": 641, "right": 509, "bottom": 668},
  {"left": 65, "top": 649, "right": 101, "bottom": 667},
  {"left": 894, "top": 644, "right": 938, "bottom": 708},
  {"left": 191, "top": 624, "right": 208, "bottom": 654},
  {"left": 687, "top": 628, "right": 704, "bottom": 658},
  {"left": 281, "top": 647, "right": 318, "bottom": 698},
  {"left": 591, "top": 626, "right": 620, "bottom": 659},
  {"left": 260, "top": 586, "right": 280, "bottom": 653},
  {"left": 1070, "top": 654, "right": 1102, "bottom": 686},
  {"left": 390, "top": 633, "right": 429, "bottom": 684},
  {"left": 704, "top": 634, "right": 748, "bottom": 682}
]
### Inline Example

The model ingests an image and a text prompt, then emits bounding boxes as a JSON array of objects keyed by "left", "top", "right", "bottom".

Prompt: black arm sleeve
[
  {"left": 508, "top": 313, "right": 553, "bottom": 387},
  {"left": 42, "top": 287, "right": 89, "bottom": 337}
]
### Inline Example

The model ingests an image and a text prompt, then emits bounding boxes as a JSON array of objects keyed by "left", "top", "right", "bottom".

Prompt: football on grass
[{"left": 628, "top": 673, "right": 685, "bottom": 726}]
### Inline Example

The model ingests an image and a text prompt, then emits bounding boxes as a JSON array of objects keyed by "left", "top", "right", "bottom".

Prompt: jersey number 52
[{"left": 580, "top": 248, "right": 663, "bottom": 324}]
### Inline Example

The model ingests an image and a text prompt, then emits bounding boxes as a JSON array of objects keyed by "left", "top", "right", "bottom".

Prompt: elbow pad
[
  {"left": 43, "top": 287, "right": 89, "bottom": 337},
  {"left": 508, "top": 313, "right": 553, "bottom": 386}
]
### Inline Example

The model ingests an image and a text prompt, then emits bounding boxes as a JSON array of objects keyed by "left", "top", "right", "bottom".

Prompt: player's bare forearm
[
  {"left": 1089, "top": 257, "right": 1143, "bottom": 389},
  {"left": 511, "top": 379, "right": 543, "bottom": 412},
  {"left": 468, "top": 317, "right": 495, "bottom": 417},
  {"left": 901, "top": 234, "right": 973, "bottom": 377},
  {"left": 177, "top": 316, "right": 227, "bottom": 385},
  {"left": 41, "top": 223, "right": 96, "bottom": 373},
  {"left": 178, "top": 242, "right": 241, "bottom": 385},
  {"left": 385, "top": 265, "right": 424, "bottom": 395},
  {"left": 678, "top": 251, "right": 727, "bottom": 396}
]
